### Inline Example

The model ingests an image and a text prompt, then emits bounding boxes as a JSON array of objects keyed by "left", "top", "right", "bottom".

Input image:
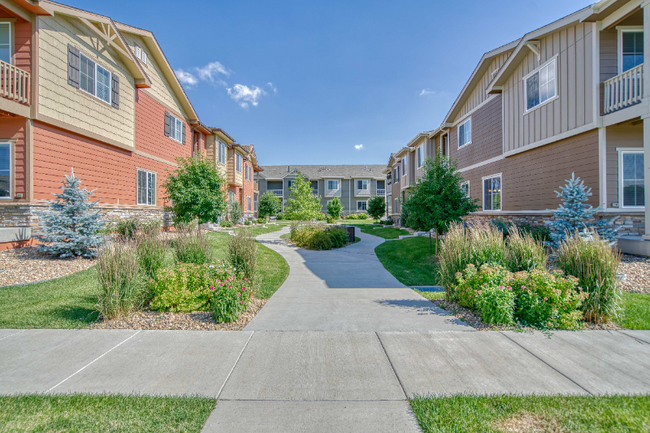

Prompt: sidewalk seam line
[
  {"left": 499, "top": 332, "right": 593, "bottom": 396},
  {"left": 45, "top": 330, "right": 142, "bottom": 393},
  {"left": 375, "top": 332, "right": 409, "bottom": 401},
  {"left": 615, "top": 330, "right": 650, "bottom": 345},
  {"left": 0, "top": 329, "right": 26, "bottom": 342},
  {"left": 215, "top": 331, "right": 254, "bottom": 400}
]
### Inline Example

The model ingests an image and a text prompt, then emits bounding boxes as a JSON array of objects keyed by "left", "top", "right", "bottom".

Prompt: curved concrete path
[{"left": 246, "top": 226, "right": 471, "bottom": 332}]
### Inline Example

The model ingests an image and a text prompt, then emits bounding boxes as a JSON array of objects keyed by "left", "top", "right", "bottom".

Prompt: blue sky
[{"left": 67, "top": 0, "right": 591, "bottom": 165}]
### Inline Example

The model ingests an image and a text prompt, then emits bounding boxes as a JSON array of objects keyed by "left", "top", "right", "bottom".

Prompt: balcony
[
  {"left": 270, "top": 189, "right": 283, "bottom": 197},
  {"left": 376, "top": 189, "right": 386, "bottom": 196},
  {"left": 0, "top": 60, "right": 30, "bottom": 105},
  {"left": 603, "top": 64, "right": 643, "bottom": 114}
]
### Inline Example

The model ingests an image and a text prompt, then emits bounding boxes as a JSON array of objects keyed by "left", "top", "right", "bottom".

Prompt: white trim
[
  {"left": 416, "top": 145, "right": 424, "bottom": 168},
  {"left": 599, "top": 127, "right": 607, "bottom": 208},
  {"left": 617, "top": 26, "right": 644, "bottom": 75},
  {"left": 79, "top": 53, "right": 112, "bottom": 106},
  {"left": 457, "top": 154, "right": 505, "bottom": 173},
  {"left": 0, "top": 142, "right": 12, "bottom": 199},
  {"left": 523, "top": 56, "right": 558, "bottom": 114},
  {"left": 618, "top": 149, "right": 645, "bottom": 209},
  {"left": 482, "top": 173, "right": 502, "bottom": 211},
  {"left": 457, "top": 117, "right": 472, "bottom": 148},
  {"left": 168, "top": 113, "right": 183, "bottom": 144},
  {"left": 356, "top": 200, "right": 368, "bottom": 212},
  {"left": 0, "top": 22, "right": 12, "bottom": 65},
  {"left": 136, "top": 169, "right": 157, "bottom": 206}
]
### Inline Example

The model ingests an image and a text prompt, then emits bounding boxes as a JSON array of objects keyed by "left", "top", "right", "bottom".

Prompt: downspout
[{"left": 348, "top": 177, "right": 351, "bottom": 214}]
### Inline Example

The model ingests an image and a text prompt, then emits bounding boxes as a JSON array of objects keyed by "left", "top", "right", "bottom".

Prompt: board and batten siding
[
  {"left": 502, "top": 23, "right": 595, "bottom": 153},
  {"left": 606, "top": 124, "right": 643, "bottom": 207},
  {"left": 37, "top": 14, "right": 136, "bottom": 149},
  {"left": 121, "top": 32, "right": 189, "bottom": 120},
  {"left": 456, "top": 52, "right": 512, "bottom": 121}
]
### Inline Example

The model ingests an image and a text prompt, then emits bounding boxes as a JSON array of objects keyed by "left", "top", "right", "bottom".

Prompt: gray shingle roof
[{"left": 260, "top": 164, "right": 387, "bottom": 180}]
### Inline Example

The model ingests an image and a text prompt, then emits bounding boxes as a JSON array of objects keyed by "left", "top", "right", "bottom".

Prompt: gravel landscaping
[
  {"left": 0, "top": 247, "right": 95, "bottom": 287},
  {"left": 619, "top": 254, "right": 650, "bottom": 294}
]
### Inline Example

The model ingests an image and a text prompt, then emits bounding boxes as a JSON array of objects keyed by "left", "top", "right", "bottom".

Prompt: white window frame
[
  {"left": 617, "top": 27, "right": 644, "bottom": 74},
  {"left": 460, "top": 180, "right": 470, "bottom": 198},
  {"left": 245, "top": 165, "right": 251, "bottom": 181},
  {"left": 357, "top": 200, "right": 368, "bottom": 211},
  {"left": 236, "top": 153, "right": 242, "bottom": 172},
  {"left": 247, "top": 196, "right": 251, "bottom": 211},
  {"left": 79, "top": 53, "right": 112, "bottom": 105},
  {"left": 218, "top": 140, "right": 226, "bottom": 164},
  {"left": 482, "top": 173, "right": 502, "bottom": 211},
  {"left": 458, "top": 118, "right": 472, "bottom": 148},
  {"left": 229, "top": 191, "right": 235, "bottom": 203},
  {"left": 402, "top": 158, "right": 407, "bottom": 177},
  {"left": 417, "top": 145, "right": 424, "bottom": 168},
  {"left": 357, "top": 179, "right": 369, "bottom": 190},
  {"left": 142, "top": 51, "right": 147, "bottom": 65},
  {"left": 137, "top": 169, "right": 157, "bottom": 206},
  {"left": 327, "top": 179, "right": 339, "bottom": 190},
  {"left": 0, "top": 142, "right": 12, "bottom": 199},
  {"left": 168, "top": 114, "right": 183, "bottom": 143},
  {"left": 0, "top": 22, "right": 12, "bottom": 65},
  {"left": 523, "top": 56, "right": 558, "bottom": 114},
  {"left": 618, "top": 149, "right": 645, "bottom": 209}
]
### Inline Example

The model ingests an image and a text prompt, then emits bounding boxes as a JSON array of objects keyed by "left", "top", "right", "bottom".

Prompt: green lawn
[
  {"left": 375, "top": 236, "right": 440, "bottom": 286},
  {"left": 617, "top": 292, "right": 650, "bottom": 330},
  {"left": 232, "top": 222, "right": 290, "bottom": 237},
  {"left": 360, "top": 227, "right": 410, "bottom": 239},
  {"left": 0, "top": 395, "right": 215, "bottom": 433},
  {"left": 410, "top": 395, "right": 650, "bottom": 433},
  {"left": 338, "top": 220, "right": 381, "bottom": 226},
  {"left": 0, "top": 233, "right": 289, "bottom": 328},
  {"left": 414, "top": 289, "right": 446, "bottom": 300}
]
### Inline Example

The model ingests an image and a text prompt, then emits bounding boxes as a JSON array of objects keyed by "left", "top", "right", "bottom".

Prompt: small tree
[
  {"left": 258, "top": 191, "right": 281, "bottom": 219},
  {"left": 164, "top": 155, "right": 227, "bottom": 225},
  {"left": 546, "top": 173, "right": 619, "bottom": 247},
  {"left": 229, "top": 201, "right": 243, "bottom": 223},
  {"left": 327, "top": 197, "right": 344, "bottom": 220},
  {"left": 37, "top": 169, "right": 104, "bottom": 258},
  {"left": 368, "top": 196, "right": 386, "bottom": 221},
  {"left": 284, "top": 173, "right": 321, "bottom": 221},
  {"left": 402, "top": 157, "right": 479, "bottom": 254}
]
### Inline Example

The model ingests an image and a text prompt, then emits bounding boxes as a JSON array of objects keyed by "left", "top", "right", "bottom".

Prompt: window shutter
[
  {"left": 67, "top": 44, "right": 80, "bottom": 88},
  {"left": 111, "top": 74, "right": 120, "bottom": 109},
  {"left": 181, "top": 122, "right": 186, "bottom": 144},
  {"left": 164, "top": 112, "right": 171, "bottom": 137}
]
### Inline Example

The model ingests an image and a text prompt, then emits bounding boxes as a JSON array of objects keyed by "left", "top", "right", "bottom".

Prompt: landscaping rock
[{"left": 618, "top": 255, "right": 650, "bottom": 294}]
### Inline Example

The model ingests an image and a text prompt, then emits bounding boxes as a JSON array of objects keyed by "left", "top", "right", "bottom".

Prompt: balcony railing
[
  {"left": 270, "top": 189, "right": 283, "bottom": 197},
  {"left": 376, "top": 189, "right": 386, "bottom": 195},
  {"left": 604, "top": 63, "right": 643, "bottom": 114},
  {"left": 0, "top": 60, "right": 30, "bottom": 105}
]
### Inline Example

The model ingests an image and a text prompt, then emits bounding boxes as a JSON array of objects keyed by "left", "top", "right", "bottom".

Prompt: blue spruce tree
[
  {"left": 37, "top": 169, "right": 104, "bottom": 258},
  {"left": 546, "top": 172, "right": 619, "bottom": 247}
]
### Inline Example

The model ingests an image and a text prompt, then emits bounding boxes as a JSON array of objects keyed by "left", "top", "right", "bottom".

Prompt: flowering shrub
[
  {"left": 476, "top": 285, "right": 515, "bottom": 325},
  {"left": 454, "top": 264, "right": 586, "bottom": 329},
  {"left": 210, "top": 263, "right": 251, "bottom": 323}
]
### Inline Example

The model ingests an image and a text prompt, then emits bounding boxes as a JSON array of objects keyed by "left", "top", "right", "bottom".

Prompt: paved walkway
[{"left": 1, "top": 228, "right": 650, "bottom": 432}]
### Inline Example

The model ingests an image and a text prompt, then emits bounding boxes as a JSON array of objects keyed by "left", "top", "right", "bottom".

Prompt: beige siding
[
  {"left": 37, "top": 14, "right": 136, "bottom": 148},
  {"left": 503, "top": 23, "right": 595, "bottom": 152},
  {"left": 606, "top": 124, "right": 643, "bottom": 207},
  {"left": 413, "top": 137, "right": 427, "bottom": 180},
  {"left": 121, "top": 32, "right": 188, "bottom": 119},
  {"left": 457, "top": 52, "right": 511, "bottom": 121}
]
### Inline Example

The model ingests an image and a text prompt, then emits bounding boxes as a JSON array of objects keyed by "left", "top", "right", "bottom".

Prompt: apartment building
[
  {"left": 258, "top": 165, "right": 387, "bottom": 216},
  {"left": 388, "top": 0, "right": 650, "bottom": 255},
  {"left": 0, "top": 0, "right": 260, "bottom": 248}
]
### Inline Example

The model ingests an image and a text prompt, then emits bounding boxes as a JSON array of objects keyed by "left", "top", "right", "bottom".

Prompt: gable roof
[{"left": 260, "top": 164, "right": 386, "bottom": 180}]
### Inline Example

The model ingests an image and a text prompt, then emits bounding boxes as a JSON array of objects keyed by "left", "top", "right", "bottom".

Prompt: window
[
  {"left": 402, "top": 159, "right": 407, "bottom": 176},
  {"left": 254, "top": 194, "right": 258, "bottom": 212},
  {"left": 620, "top": 151, "right": 644, "bottom": 208},
  {"left": 394, "top": 198, "right": 400, "bottom": 213},
  {"left": 483, "top": 174, "right": 502, "bottom": 211},
  {"left": 357, "top": 200, "right": 368, "bottom": 211},
  {"left": 417, "top": 146, "right": 424, "bottom": 168},
  {"left": 142, "top": 51, "right": 147, "bottom": 65},
  {"left": 0, "top": 23, "right": 11, "bottom": 64},
  {"left": 0, "top": 143, "right": 10, "bottom": 198},
  {"left": 460, "top": 180, "right": 470, "bottom": 198},
  {"left": 441, "top": 134, "right": 449, "bottom": 157},
  {"left": 245, "top": 165, "right": 251, "bottom": 181},
  {"left": 229, "top": 191, "right": 235, "bottom": 203},
  {"left": 219, "top": 141, "right": 226, "bottom": 164},
  {"left": 525, "top": 58, "right": 556, "bottom": 111},
  {"left": 458, "top": 118, "right": 472, "bottom": 147},
  {"left": 137, "top": 169, "right": 156, "bottom": 205},
  {"left": 287, "top": 180, "right": 294, "bottom": 189},
  {"left": 135, "top": 45, "right": 142, "bottom": 60},
  {"left": 393, "top": 166, "right": 400, "bottom": 180},
  {"left": 620, "top": 30, "right": 644, "bottom": 73},
  {"left": 247, "top": 196, "right": 251, "bottom": 211},
  {"left": 236, "top": 153, "right": 242, "bottom": 172},
  {"left": 357, "top": 180, "right": 369, "bottom": 190},
  {"left": 79, "top": 54, "right": 112, "bottom": 104},
  {"left": 168, "top": 115, "right": 183, "bottom": 143},
  {"left": 327, "top": 180, "right": 339, "bottom": 190}
]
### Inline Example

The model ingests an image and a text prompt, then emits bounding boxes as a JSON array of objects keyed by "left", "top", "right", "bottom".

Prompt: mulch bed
[
  {"left": 0, "top": 246, "right": 95, "bottom": 287},
  {"left": 90, "top": 297, "right": 267, "bottom": 331}
]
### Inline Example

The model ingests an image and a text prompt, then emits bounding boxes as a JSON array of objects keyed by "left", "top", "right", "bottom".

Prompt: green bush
[
  {"left": 97, "top": 240, "right": 148, "bottom": 319},
  {"left": 476, "top": 285, "right": 515, "bottom": 325},
  {"left": 172, "top": 225, "right": 212, "bottom": 265},
  {"left": 244, "top": 220, "right": 251, "bottom": 226},
  {"left": 135, "top": 228, "right": 168, "bottom": 280},
  {"left": 380, "top": 219, "right": 394, "bottom": 226},
  {"left": 256, "top": 218, "right": 267, "bottom": 224},
  {"left": 221, "top": 220, "right": 234, "bottom": 228},
  {"left": 211, "top": 264, "right": 251, "bottom": 323},
  {"left": 455, "top": 263, "right": 509, "bottom": 309},
  {"left": 227, "top": 229, "right": 257, "bottom": 281},
  {"left": 505, "top": 226, "right": 547, "bottom": 272},
  {"left": 113, "top": 218, "right": 140, "bottom": 240},
  {"left": 290, "top": 223, "right": 348, "bottom": 250},
  {"left": 150, "top": 263, "right": 213, "bottom": 312},
  {"left": 357, "top": 213, "right": 369, "bottom": 220},
  {"left": 326, "top": 215, "right": 336, "bottom": 224},
  {"left": 346, "top": 213, "right": 358, "bottom": 220},
  {"left": 556, "top": 231, "right": 621, "bottom": 323},
  {"left": 276, "top": 212, "right": 285, "bottom": 220}
]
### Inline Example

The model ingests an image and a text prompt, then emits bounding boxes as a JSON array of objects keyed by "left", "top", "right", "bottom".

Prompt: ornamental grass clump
[
  {"left": 97, "top": 240, "right": 148, "bottom": 319},
  {"left": 227, "top": 229, "right": 257, "bottom": 281},
  {"left": 172, "top": 224, "right": 212, "bottom": 265},
  {"left": 135, "top": 225, "right": 168, "bottom": 280},
  {"left": 505, "top": 226, "right": 547, "bottom": 272},
  {"left": 469, "top": 222, "right": 506, "bottom": 267},
  {"left": 438, "top": 223, "right": 473, "bottom": 300},
  {"left": 556, "top": 230, "right": 621, "bottom": 323}
]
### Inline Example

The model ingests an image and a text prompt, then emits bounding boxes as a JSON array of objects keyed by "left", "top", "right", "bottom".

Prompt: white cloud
[
  {"left": 419, "top": 89, "right": 435, "bottom": 96},
  {"left": 176, "top": 69, "right": 198, "bottom": 86},
  {"left": 227, "top": 84, "right": 266, "bottom": 108},
  {"left": 196, "top": 61, "right": 229, "bottom": 83},
  {"left": 354, "top": 144, "right": 364, "bottom": 151},
  {"left": 267, "top": 82, "right": 277, "bottom": 94}
]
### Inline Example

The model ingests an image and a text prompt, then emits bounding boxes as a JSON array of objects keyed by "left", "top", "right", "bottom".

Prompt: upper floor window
[
  {"left": 219, "top": 141, "right": 226, "bottom": 164},
  {"left": 417, "top": 146, "right": 424, "bottom": 168},
  {"left": 80, "top": 54, "right": 112, "bottom": 105},
  {"left": 620, "top": 29, "right": 644, "bottom": 73},
  {"left": 525, "top": 58, "right": 556, "bottom": 111},
  {"left": 245, "top": 165, "right": 251, "bottom": 181},
  {"left": 327, "top": 180, "right": 339, "bottom": 190},
  {"left": 165, "top": 112, "right": 185, "bottom": 143},
  {"left": 483, "top": 174, "right": 502, "bottom": 211},
  {"left": 620, "top": 151, "right": 644, "bottom": 208},
  {"left": 287, "top": 180, "right": 294, "bottom": 189},
  {"left": 0, "top": 23, "right": 11, "bottom": 64},
  {"left": 236, "top": 153, "right": 243, "bottom": 172},
  {"left": 0, "top": 143, "right": 11, "bottom": 198},
  {"left": 357, "top": 180, "right": 369, "bottom": 190},
  {"left": 402, "top": 159, "right": 407, "bottom": 176},
  {"left": 458, "top": 118, "right": 472, "bottom": 147}
]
